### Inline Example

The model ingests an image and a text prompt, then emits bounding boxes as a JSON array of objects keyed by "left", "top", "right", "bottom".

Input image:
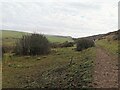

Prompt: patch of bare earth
[{"left": 93, "top": 46, "right": 118, "bottom": 88}]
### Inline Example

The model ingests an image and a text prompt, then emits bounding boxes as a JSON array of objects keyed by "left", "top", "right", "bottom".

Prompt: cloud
[{"left": 1, "top": 0, "right": 119, "bottom": 38}]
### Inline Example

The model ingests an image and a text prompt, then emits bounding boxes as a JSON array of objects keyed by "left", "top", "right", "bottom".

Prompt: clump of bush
[
  {"left": 50, "top": 41, "right": 74, "bottom": 48},
  {"left": 112, "top": 35, "right": 119, "bottom": 40},
  {"left": 2, "top": 46, "right": 14, "bottom": 53},
  {"left": 14, "top": 34, "right": 50, "bottom": 55},
  {"left": 61, "top": 41, "right": 74, "bottom": 48},
  {"left": 76, "top": 38, "right": 95, "bottom": 51},
  {"left": 50, "top": 42, "right": 61, "bottom": 48}
]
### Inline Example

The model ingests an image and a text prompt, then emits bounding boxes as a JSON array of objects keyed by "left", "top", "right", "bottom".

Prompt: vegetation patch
[
  {"left": 14, "top": 34, "right": 50, "bottom": 55},
  {"left": 76, "top": 38, "right": 95, "bottom": 51},
  {"left": 50, "top": 41, "right": 74, "bottom": 48},
  {"left": 2, "top": 47, "right": 95, "bottom": 88},
  {"left": 96, "top": 39, "right": 118, "bottom": 55}
]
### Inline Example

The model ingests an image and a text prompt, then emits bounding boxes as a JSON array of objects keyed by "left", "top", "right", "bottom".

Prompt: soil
[{"left": 93, "top": 46, "right": 118, "bottom": 88}]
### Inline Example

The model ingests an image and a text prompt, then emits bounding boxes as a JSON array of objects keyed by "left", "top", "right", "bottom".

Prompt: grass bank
[{"left": 95, "top": 39, "right": 118, "bottom": 55}]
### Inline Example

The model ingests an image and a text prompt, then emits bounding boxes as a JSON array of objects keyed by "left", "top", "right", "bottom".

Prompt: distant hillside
[
  {"left": 82, "top": 34, "right": 104, "bottom": 40},
  {"left": 104, "top": 30, "right": 120, "bottom": 36},
  {"left": 2, "top": 30, "right": 28, "bottom": 38},
  {"left": 75, "top": 30, "right": 119, "bottom": 41},
  {"left": 2, "top": 29, "right": 119, "bottom": 45},
  {"left": 100, "top": 30, "right": 120, "bottom": 40},
  {"left": 2, "top": 30, "right": 73, "bottom": 43}
]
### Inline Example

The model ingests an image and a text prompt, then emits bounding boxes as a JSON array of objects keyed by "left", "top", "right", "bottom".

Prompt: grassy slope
[
  {"left": 2, "top": 30, "right": 27, "bottom": 38},
  {"left": 2, "top": 30, "right": 28, "bottom": 46},
  {"left": 2, "top": 30, "right": 73, "bottom": 45},
  {"left": 2, "top": 47, "right": 95, "bottom": 88},
  {"left": 96, "top": 39, "right": 118, "bottom": 55},
  {"left": 46, "top": 35, "right": 73, "bottom": 43}
]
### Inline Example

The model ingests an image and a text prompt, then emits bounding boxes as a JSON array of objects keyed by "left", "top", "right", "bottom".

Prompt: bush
[
  {"left": 50, "top": 43, "right": 61, "bottom": 48},
  {"left": 61, "top": 41, "right": 74, "bottom": 48},
  {"left": 50, "top": 41, "right": 74, "bottom": 48},
  {"left": 76, "top": 38, "right": 95, "bottom": 51},
  {"left": 2, "top": 46, "right": 14, "bottom": 53},
  {"left": 14, "top": 34, "right": 50, "bottom": 55},
  {"left": 112, "top": 35, "right": 119, "bottom": 40}
]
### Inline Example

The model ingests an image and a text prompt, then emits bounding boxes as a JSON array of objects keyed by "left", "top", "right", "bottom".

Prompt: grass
[
  {"left": 2, "top": 30, "right": 73, "bottom": 45},
  {"left": 2, "top": 30, "right": 95, "bottom": 88},
  {"left": 46, "top": 35, "right": 73, "bottom": 43},
  {"left": 2, "top": 47, "right": 95, "bottom": 88},
  {"left": 2, "top": 30, "right": 27, "bottom": 39},
  {"left": 96, "top": 39, "right": 118, "bottom": 55}
]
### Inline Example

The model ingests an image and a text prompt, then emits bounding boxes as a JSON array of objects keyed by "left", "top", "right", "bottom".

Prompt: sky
[{"left": 0, "top": 0, "right": 119, "bottom": 38}]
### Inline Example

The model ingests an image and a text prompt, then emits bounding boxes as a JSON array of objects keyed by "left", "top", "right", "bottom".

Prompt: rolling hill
[
  {"left": 76, "top": 30, "right": 119, "bottom": 41},
  {"left": 2, "top": 30, "right": 73, "bottom": 45}
]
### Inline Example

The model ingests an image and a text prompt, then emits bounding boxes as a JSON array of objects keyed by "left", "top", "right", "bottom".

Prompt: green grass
[
  {"left": 46, "top": 35, "right": 73, "bottom": 43},
  {"left": 2, "top": 47, "right": 95, "bottom": 88},
  {"left": 2, "top": 30, "right": 95, "bottom": 88},
  {"left": 2, "top": 30, "right": 73, "bottom": 45},
  {"left": 96, "top": 39, "right": 118, "bottom": 55},
  {"left": 1, "top": 30, "right": 28, "bottom": 47},
  {"left": 2, "top": 30, "right": 27, "bottom": 38}
]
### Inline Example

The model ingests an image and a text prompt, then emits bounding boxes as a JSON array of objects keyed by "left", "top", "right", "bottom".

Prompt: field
[
  {"left": 1, "top": 30, "right": 119, "bottom": 88},
  {"left": 2, "top": 30, "right": 73, "bottom": 46},
  {"left": 1, "top": 30, "right": 97, "bottom": 88},
  {"left": 2, "top": 47, "right": 95, "bottom": 88}
]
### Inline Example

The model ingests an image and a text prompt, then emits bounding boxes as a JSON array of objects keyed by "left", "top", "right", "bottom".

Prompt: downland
[{"left": 1, "top": 29, "right": 119, "bottom": 88}]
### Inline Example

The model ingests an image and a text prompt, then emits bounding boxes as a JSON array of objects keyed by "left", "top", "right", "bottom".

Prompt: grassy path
[{"left": 93, "top": 46, "right": 118, "bottom": 88}]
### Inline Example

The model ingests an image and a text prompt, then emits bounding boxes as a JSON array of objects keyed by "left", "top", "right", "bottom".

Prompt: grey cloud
[{"left": 1, "top": 1, "right": 118, "bottom": 38}]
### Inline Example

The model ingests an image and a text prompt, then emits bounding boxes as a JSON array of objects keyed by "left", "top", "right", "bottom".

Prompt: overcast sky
[{"left": 0, "top": 0, "right": 119, "bottom": 38}]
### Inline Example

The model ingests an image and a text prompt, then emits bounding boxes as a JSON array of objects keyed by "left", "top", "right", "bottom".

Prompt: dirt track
[{"left": 93, "top": 47, "right": 118, "bottom": 88}]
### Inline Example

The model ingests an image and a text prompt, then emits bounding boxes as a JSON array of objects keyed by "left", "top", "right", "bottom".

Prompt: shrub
[
  {"left": 2, "top": 46, "right": 14, "bottom": 53},
  {"left": 50, "top": 41, "right": 74, "bottom": 48},
  {"left": 50, "top": 43, "right": 61, "bottom": 48},
  {"left": 61, "top": 41, "right": 74, "bottom": 48},
  {"left": 14, "top": 34, "right": 50, "bottom": 55},
  {"left": 112, "top": 35, "right": 119, "bottom": 40},
  {"left": 107, "top": 38, "right": 111, "bottom": 42},
  {"left": 76, "top": 38, "right": 95, "bottom": 51}
]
